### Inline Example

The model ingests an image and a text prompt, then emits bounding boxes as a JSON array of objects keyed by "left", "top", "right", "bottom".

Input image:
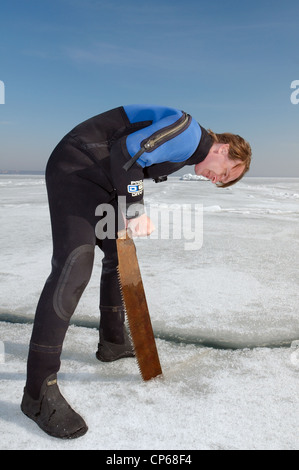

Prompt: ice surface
[
  {"left": 1, "top": 175, "right": 298, "bottom": 346},
  {"left": 0, "top": 323, "right": 298, "bottom": 450},
  {"left": 0, "top": 175, "right": 298, "bottom": 449}
]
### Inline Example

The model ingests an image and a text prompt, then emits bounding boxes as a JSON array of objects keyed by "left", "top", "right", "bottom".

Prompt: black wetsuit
[{"left": 26, "top": 104, "right": 213, "bottom": 398}]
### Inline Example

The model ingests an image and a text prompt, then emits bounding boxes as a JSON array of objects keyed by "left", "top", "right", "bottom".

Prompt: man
[{"left": 21, "top": 104, "right": 251, "bottom": 439}]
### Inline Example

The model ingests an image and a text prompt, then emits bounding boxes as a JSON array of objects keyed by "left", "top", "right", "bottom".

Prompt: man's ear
[{"left": 219, "top": 144, "right": 229, "bottom": 156}]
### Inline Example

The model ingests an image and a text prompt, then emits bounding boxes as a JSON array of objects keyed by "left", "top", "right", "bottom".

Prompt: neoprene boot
[
  {"left": 21, "top": 374, "right": 88, "bottom": 439},
  {"left": 96, "top": 327, "right": 135, "bottom": 362},
  {"left": 96, "top": 306, "right": 135, "bottom": 362}
]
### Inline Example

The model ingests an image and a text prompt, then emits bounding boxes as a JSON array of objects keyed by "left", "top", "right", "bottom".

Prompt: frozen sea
[{"left": 0, "top": 174, "right": 298, "bottom": 450}]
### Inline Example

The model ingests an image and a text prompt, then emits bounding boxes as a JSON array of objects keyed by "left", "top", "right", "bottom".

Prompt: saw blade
[{"left": 116, "top": 229, "right": 162, "bottom": 381}]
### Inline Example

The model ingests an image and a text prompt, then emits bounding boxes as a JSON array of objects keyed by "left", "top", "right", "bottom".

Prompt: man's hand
[{"left": 126, "top": 213, "right": 155, "bottom": 237}]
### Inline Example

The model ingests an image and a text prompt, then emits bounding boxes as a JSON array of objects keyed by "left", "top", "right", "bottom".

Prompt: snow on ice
[{"left": 0, "top": 174, "right": 298, "bottom": 450}]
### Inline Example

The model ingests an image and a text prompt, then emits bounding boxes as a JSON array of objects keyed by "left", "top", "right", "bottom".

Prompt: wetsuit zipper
[{"left": 142, "top": 112, "right": 191, "bottom": 151}]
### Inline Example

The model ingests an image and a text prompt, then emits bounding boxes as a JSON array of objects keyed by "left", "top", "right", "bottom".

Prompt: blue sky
[{"left": 0, "top": 0, "right": 298, "bottom": 175}]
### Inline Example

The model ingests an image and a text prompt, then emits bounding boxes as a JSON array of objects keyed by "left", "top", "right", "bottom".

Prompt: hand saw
[{"left": 116, "top": 229, "right": 162, "bottom": 381}]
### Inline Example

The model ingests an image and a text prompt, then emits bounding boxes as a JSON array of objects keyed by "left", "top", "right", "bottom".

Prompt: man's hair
[{"left": 207, "top": 130, "right": 252, "bottom": 187}]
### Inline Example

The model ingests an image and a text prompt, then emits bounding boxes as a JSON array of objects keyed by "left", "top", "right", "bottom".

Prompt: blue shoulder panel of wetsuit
[
  {"left": 123, "top": 104, "right": 202, "bottom": 168},
  {"left": 124, "top": 104, "right": 182, "bottom": 124}
]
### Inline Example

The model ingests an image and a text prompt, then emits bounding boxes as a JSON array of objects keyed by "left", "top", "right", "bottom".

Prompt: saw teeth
[
  {"left": 116, "top": 236, "right": 163, "bottom": 381},
  {"left": 117, "top": 265, "right": 148, "bottom": 380},
  {"left": 117, "top": 265, "right": 138, "bottom": 363}
]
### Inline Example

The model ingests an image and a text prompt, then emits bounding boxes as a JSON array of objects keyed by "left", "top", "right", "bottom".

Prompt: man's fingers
[{"left": 127, "top": 215, "right": 155, "bottom": 237}]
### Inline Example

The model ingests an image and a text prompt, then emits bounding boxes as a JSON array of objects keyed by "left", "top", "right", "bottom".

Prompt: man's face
[{"left": 194, "top": 144, "right": 245, "bottom": 184}]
